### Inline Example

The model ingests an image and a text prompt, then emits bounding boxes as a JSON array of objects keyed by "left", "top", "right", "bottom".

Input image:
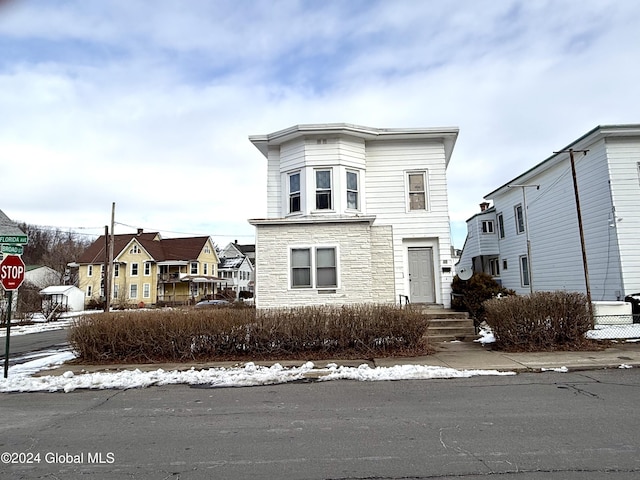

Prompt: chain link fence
[{"left": 587, "top": 314, "right": 640, "bottom": 340}]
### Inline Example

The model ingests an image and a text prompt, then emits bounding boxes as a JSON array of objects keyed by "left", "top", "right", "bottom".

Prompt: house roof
[
  {"left": 485, "top": 124, "right": 640, "bottom": 199},
  {"left": 0, "top": 209, "right": 26, "bottom": 237},
  {"left": 77, "top": 232, "right": 214, "bottom": 264},
  {"left": 219, "top": 257, "right": 245, "bottom": 269},
  {"left": 249, "top": 123, "right": 459, "bottom": 167},
  {"left": 40, "top": 285, "right": 82, "bottom": 295}
]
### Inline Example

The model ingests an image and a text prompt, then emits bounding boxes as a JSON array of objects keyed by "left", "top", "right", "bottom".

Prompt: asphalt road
[
  {"left": 6, "top": 327, "right": 69, "bottom": 357},
  {"left": 1, "top": 369, "right": 639, "bottom": 479}
]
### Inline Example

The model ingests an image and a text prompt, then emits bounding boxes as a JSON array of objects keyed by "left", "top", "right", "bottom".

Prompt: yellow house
[{"left": 77, "top": 230, "right": 222, "bottom": 307}]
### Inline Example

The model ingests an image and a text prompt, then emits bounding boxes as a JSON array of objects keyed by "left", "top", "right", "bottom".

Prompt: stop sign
[{"left": 0, "top": 255, "right": 26, "bottom": 291}]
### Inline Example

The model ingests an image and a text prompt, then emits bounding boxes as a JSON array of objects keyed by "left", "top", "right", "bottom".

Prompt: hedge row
[
  {"left": 484, "top": 291, "right": 595, "bottom": 351},
  {"left": 68, "top": 305, "right": 431, "bottom": 363}
]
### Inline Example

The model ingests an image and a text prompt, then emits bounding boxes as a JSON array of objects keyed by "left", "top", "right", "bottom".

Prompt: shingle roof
[
  {"left": 0, "top": 209, "right": 26, "bottom": 237},
  {"left": 77, "top": 233, "right": 212, "bottom": 264}
]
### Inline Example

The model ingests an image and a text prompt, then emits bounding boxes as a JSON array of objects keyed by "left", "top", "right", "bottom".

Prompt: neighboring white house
[
  {"left": 26, "top": 265, "right": 60, "bottom": 289},
  {"left": 457, "top": 124, "right": 640, "bottom": 301},
  {"left": 40, "top": 285, "right": 85, "bottom": 312},
  {"left": 218, "top": 243, "right": 255, "bottom": 296},
  {"left": 248, "top": 123, "right": 459, "bottom": 309}
]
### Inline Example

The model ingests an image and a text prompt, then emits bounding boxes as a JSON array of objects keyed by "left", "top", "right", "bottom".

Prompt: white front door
[{"left": 408, "top": 247, "right": 435, "bottom": 303}]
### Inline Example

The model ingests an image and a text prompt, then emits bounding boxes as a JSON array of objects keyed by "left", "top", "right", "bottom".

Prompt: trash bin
[{"left": 625, "top": 294, "right": 640, "bottom": 323}]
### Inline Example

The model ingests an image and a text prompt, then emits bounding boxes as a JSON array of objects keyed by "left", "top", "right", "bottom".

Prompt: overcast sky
[{"left": 1, "top": 0, "right": 639, "bottom": 248}]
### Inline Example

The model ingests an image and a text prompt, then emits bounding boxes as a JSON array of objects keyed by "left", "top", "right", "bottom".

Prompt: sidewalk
[{"left": 42, "top": 340, "right": 640, "bottom": 377}]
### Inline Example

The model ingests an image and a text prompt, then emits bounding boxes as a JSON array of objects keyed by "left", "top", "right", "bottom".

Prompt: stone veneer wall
[{"left": 254, "top": 222, "right": 395, "bottom": 309}]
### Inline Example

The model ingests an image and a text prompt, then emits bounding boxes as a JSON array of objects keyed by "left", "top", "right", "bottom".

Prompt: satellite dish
[{"left": 457, "top": 266, "right": 473, "bottom": 281}]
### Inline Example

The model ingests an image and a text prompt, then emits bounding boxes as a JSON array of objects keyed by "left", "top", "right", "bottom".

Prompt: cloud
[{"left": 1, "top": 0, "right": 640, "bottom": 249}]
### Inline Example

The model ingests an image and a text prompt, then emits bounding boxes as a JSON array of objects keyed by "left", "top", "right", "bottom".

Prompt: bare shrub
[
  {"left": 484, "top": 291, "right": 596, "bottom": 351},
  {"left": 69, "top": 304, "right": 431, "bottom": 363}
]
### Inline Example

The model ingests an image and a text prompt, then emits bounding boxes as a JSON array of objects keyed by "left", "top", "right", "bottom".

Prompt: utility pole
[
  {"left": 555, "top": 148, "right": 592, "bottom": 318},
  {"left": 104, "top": 202, "right": 115, "bottom": 313},
  {"left": 104, "top": 226, "right": 110, "bottom": 313},
  {"left": 507, "top": 184, "right": 539, "bottom": 294}
]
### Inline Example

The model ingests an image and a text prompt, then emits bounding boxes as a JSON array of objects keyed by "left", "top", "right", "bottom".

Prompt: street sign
[
  {"left": 1, "top": 245, "right": 23, "bottom": 255},
  {"left": 0, "top": 255, "right": 26, "bottom": 291},
  {"left": 0, "top": 235, "right": 28, "bottom": 244}
]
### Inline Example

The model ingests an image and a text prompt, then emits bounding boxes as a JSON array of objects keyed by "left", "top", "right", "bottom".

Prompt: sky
[{"left": 1, "top": 0, "right": 639, "bottom": 248}]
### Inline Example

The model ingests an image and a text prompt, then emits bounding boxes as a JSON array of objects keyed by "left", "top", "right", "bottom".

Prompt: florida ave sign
[{"left": 0, "top": 255, "right": 26, "bottom": 291}]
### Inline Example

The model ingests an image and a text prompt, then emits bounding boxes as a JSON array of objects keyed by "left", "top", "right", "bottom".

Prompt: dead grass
[{"left": 68, "top": 304, "right": 432, "bottom": 363}]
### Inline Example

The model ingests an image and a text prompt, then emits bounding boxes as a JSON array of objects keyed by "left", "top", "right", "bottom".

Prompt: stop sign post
[{"left": 2, "top": 255, "right": 26, "bottom": 378}]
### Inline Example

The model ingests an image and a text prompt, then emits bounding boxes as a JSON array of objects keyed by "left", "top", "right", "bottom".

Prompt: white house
[
  {"left": 248, "top": 123, "right": 459, "bottom": 309},
  {"left": 457, "top": 124, "right": 640, "bottom": 302},
  {"left": 217, "top": 243, "right": 255, "bottom": 297}
]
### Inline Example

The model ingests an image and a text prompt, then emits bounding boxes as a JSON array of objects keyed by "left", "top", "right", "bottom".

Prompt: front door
[{"left": 408, "top": 247, "right": 436, "bottom": 303}]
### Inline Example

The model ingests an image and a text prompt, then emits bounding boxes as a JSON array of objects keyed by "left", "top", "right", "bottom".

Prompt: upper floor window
[
  {"left": 481, "top": 220, "right": 495, "bottom": 234},
  {"left": 130, "top": 244, "right": 140, "bottom": 254},
  {"left": 289, "top": 172, "right": 301, "bottom": 214},
  {"left": 114, "top": 263, "right": 119, "bottom": 277},
  {"left": 203, "top": 263, "right": 208, "bottom": 275},
  {"left": 515, "top": 204, "right": 525, "bottom": 234},
  {"left": 407, "top": 171, "right": 427, "bottom": 211},
  {"left": 190, "top": 262, "right": 198, "bottom": 275},
  {"left": 346, "top": 171, "right": 359, "bottom": 210},
  {"left": 315, "top": 169, "right": 333, "bottom": 210},
  {"left": 87, "top": 265, "right": 93, "bottom": 277},
  {"left": 497, "top": 213, "right": 505, "bottom": 238},
  {"left": 131, "top": 263, "right": 139, "bottom": 276},
  {"left": 144, "top": 262, "right": 151, "bottom": 276}
]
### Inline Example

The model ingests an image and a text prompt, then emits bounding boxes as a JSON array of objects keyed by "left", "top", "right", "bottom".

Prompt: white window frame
[
  {"left": 86, "top": 285, "right": 92, "bottom": 297},
  {"left": 288, "top": 171, "right": 301, "bottom": 214},
  {"left": 481, "top": 220, "right": 495, "bottom": 234},
  {"left": 130, "top": 284, "right": 138, "bottom": 299},
  {"left": 497, "top": 213, "right": 505, "bottom": 239},
  {"left": 203, "top": 263, "right": 208, "bottom": 275},
  {"left": 190, "top": 262, "right": 198, "bottom": 275},
  {"left": 114, "top": 263, "right": 119, "bottom": 277},
  {"left": 130, "top": 244, "right": 140, "bottom": 254},
  {"left": 406, "top": 170, "right": 428, "bottom": 211},
  {"left": 346, "top": 170, "right": 359, "bottom": 211},
  {"left": 515, "top": 204, "right": 525, "bottom": 234},
  {"left": 131, "top": 262, "right": 139, "bottom": 276},
  {"left": 144, "top": 262, "right": 151, "bottom": 276},
  {"left": 143, "top": 283, "right": 151, "bottom": 299},
  {"left": 290, "top": 246, "right": 338, "bottom": 289},
  {"left": 87, "top": 265, "right": 93, "bottom": 277},
  {"left": 520, "top": 255, "right": 530, "bottom": 287},
  {"left": 314, "top": 169, "right": 333, "bottom": 211},
  {"left": 113, "top": 284, "right": 119, "bottom": 299}
]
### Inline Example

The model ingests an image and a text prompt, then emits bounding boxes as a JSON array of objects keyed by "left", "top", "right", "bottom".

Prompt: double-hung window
[
  {"left": 291, "top": 247, "right": 337, "bottom": 289},
  {"left": 190, "top": 262, "right": 198, "bottom": 275},
  {"left": 515, "top": 204, "right": 525, "bottom": 234},
  {"left": 315, "top": 169, "right": 332, "bottom": 210},
  {"left": 144, "top": 262, "right": 151, "bottom": 276},
  {"left": 131, "top": 263, "right": 139, "bottom": 276},
  {"left": 497, "top": 213, "right": 505, "bottom": 238},
  {"left": 289, "top": 172, "right": 301, "bottom": 214},
  {"left": 520, "top": 255, "right": 530, "bottom": 287},
  {"left": 346, "top": 171, "right": 359, "bottom": 210},
  {"left": 407, "top": 171, "right": 427, "bottom": 211}
]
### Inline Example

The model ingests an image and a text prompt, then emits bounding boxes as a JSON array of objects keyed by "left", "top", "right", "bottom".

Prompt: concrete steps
[{"left": 420, "top": 306, "right": 477, "bottom": 342}]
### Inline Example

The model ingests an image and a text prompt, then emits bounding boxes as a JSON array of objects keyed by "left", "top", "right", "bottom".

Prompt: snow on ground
[
  {"left": 1, "top": 314, "right": 638, "bottom": 394},
  {"left": 0, "top": 311, "right": 89, "bottom": 337},
  {"left": 0, "top": 352, "right": 516, "bottom": 393}
]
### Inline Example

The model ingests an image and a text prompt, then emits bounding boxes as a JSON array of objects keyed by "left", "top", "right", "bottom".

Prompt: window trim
[
  {"left": 481, "top": 220, "right": 495, "bottom": 234},
  {"left": 143, "top": 283, "right": 151, "bottom": 299},
  {"left": 190, "top": 262, "right": 198, "bottom": 275},
  {"left": 129, "top": 284, "right": 138, "bottom": 299},
  {"left": 314, "top": 168, "right": 333, "bottom": 211},
  {"left": 497, "top": 213, "right": 505, "bottom": 238},
  {"left": 406, "top": 170, "right": 428, "bottom": 211},
  {"left": 288, "top": 171, "right": 301, "bottom": 214},
  {"left": 114, "top": 263, "right": 119, "bottom": 278},
  {"left": 144, "top": 262, "right": 151, "bottom": 276},
  {"left": 130, "top": 262, "right": 139, "bottom": 276},
  {"left": 290, "top": 245, "right": 339, "bottom": 290},
  {"left": 515, "top": 204, "right": 525, "bottom": 234},
  {"left": 346, "top": 170, "right": 359, "bottom": 211},
  {"left": 520, "top": 255, "right": 530, "bottom": 287},
  {"left": 87, "top": 265, "right": 93, "bottom": 277}
]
